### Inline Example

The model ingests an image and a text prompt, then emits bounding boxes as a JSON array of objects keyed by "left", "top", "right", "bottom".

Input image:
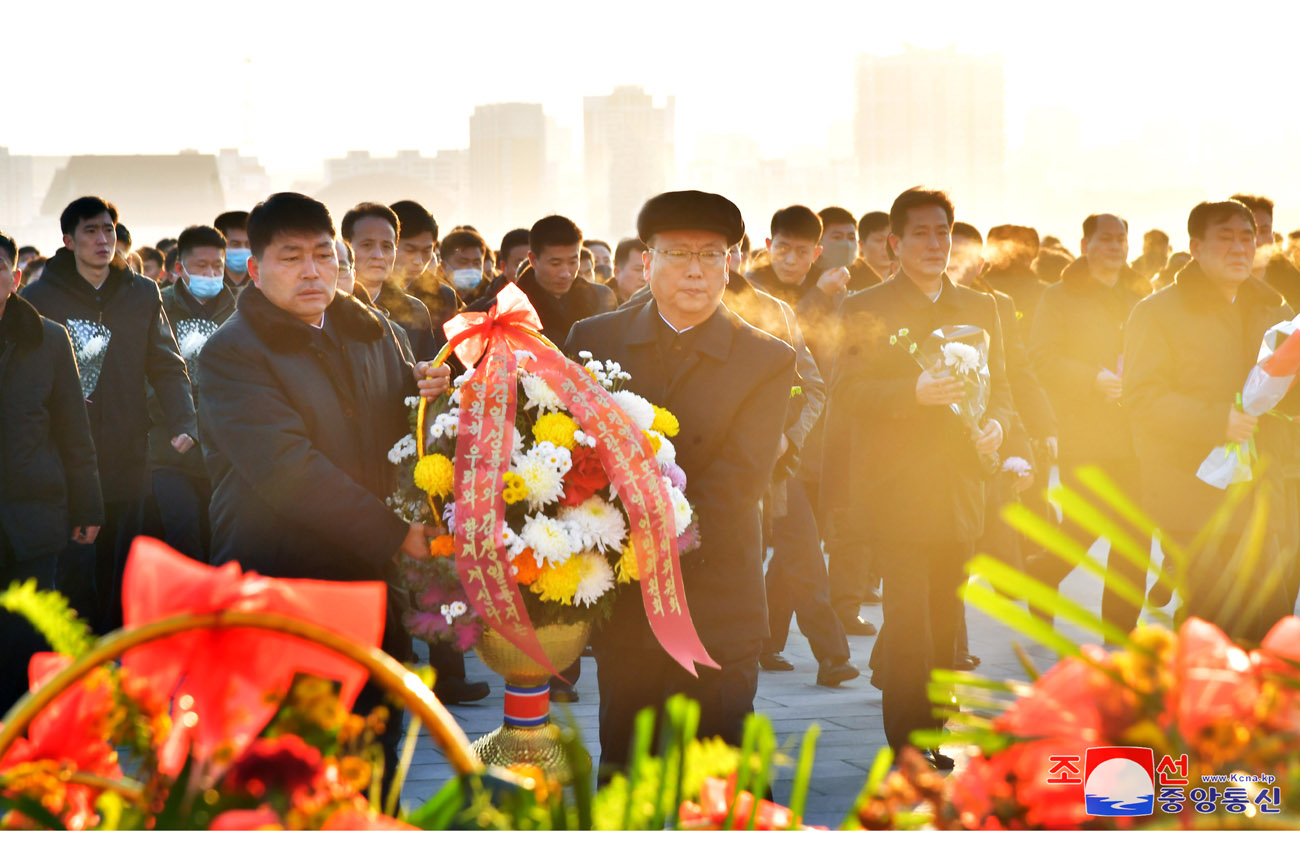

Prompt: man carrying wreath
[{"left": 565, "top": 191, "right": 796, "bottom": 774}]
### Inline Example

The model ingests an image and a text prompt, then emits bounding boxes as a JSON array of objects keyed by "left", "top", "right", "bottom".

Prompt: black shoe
[
  {"left": 551, "top": 682, "right": 579, "bottom": 703},
  {"left": 434, "top": 678, "right": 490, "bottom": 705},
  {"left": 926, "top": 749, "right": 955, "bottom": 770},
  {"left": 954, "top": 653, "right": 981, "bottom": 671},
  {"left": 759, "top": 652, "right": 795, "bottom": 671},
  {"left": 816, "top": 661, "right": 860, "bottom": 687},
  {"left": 861, "top": 586, "right": 882, "bottom": 606},
  {"left": 841, "top": 615, "right": 878, "bottom": 636}
]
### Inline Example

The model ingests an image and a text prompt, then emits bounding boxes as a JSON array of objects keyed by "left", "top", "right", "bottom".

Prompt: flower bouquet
[
  {"left": 892, "top": 324, "right": 998, "bottom": 471},
  {"left": 1197, "top": 314, "right": 1300, "bottom": 489},
  {"left": 388, "top": 285, "right": 715, "bottom": 777}
]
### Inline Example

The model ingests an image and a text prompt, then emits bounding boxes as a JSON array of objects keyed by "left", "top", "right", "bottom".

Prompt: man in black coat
[
  {"left": 824, "top": 188, "right": 1014, "bottom": 767},
  {"left": 146, "top": 225, "right": 237, "bottom": 563},
  {"left": 566, "top": 190, "right": 795, "bottom": 774},
  {"left": 1124, "top": 200, "right": 1300, "bottom": 640},
  {"left": 198, "top": 192, "right": 451, "bottom": 777},
  {"left": 0, "top": 230, "right": 102, "bottom": 710},
  {"left": 478, "top": 215, "right": 616, "bottom": 346},
  {"left": 1029, "top": 214, "right": 1152, "bottom": 630},
  {"left": 23, "top": 196, "right": 197, "bottom": 633},
  {"left": 342, "top": 202, "right": 439, "bottom": 362}
]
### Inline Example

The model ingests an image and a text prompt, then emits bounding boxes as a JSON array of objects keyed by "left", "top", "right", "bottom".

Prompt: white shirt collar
[{"left": 658, "top": 311, "right": 696, "bottom": 334}]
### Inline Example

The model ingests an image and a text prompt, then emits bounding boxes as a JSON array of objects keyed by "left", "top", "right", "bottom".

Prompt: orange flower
[
  {"left": 512, "top": 551, "right": 540, "bottom": 586},
  {"left": 428, "top": 535, "right": 455, "bottom": 557}
]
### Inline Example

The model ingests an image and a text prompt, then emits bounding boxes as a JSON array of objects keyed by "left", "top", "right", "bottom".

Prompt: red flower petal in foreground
[
  {"left": 321, "top": 808, "right": 420, "bottom": 830},
  {"left": 223, "top": 735, "right": 322, "bottom": 798},
  {"left": 209, "top": 806, "right": 285, "bottom": 830},
  {"left": 559, "top": 445, "right": 610, "bottom": 507},
  {"left": 119, "top": 538, "right": 387, "bottom": 773},
  {"left": 1169, "top": 617, "right": 1258, "bottom": 744}
]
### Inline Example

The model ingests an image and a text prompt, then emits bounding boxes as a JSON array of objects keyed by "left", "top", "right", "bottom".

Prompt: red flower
[
  {"left": 679, "top": 775, "right": 804, "bottom": 830},
  {"left": 223, "top": 735, "right": 322, "bottom": 799},
  {"left": 321, "top": 808, "right": 420, "bottom": 830},
  {"left": 118, "top": 538, "right": 387, "bottom": 774},
  {"left": 559, "top": 445, "right": 609, "bottom": 507},
  {"left": 209, "top": 806, "right": 284, "bottom": 830},
  {"left": 1168, "top": 617, "right": 1258, "bottom": 745},
  {"left": 995, "top": 645, "right": 1127, "bottom": 742}
]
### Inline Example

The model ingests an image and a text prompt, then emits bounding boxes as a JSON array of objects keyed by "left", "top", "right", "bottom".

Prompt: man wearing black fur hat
[{"left": 566, "top": 191, "right": 796, "bottom": 775}]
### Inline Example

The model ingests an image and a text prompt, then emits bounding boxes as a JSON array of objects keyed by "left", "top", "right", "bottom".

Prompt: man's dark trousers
[
  {"left": 762, "top": 480, "right": 851, "bottom": 663},
  {"left": 869, "top": 541, "right": 970, "bottom": 754}
]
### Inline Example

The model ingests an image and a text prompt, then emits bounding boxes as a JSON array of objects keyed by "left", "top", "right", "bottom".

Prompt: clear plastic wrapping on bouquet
[
  {"left": 65, "top": 318, "right": 112, "bottom": 398},
  {"left": 174, "top": 318, "right": 220, "bottom": 376}
]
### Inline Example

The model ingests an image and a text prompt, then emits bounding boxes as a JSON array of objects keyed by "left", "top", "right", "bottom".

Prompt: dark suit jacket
[
  {"left": 565, "top": 300, "right": 795, "bottom": 652},
  {"left": 823, "top": 271, "right": 1015, "bottom": 545},
  {"left": 1124, "top": 261, "right": 1298, "bottom": 532}
]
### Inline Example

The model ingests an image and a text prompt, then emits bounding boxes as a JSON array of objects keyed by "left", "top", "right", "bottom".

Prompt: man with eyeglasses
[{"left": 566, "top": 191, "right": 795, "bottom": 775}]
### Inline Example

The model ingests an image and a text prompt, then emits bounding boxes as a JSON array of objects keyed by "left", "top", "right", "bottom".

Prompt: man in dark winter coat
[
  {"left": 342, "top": 202, "right": 439, "bottom": 361},
  {"left": 146, "top": 225, "right": 236, "bottom": 562},
  {"left": 390, "top": 200, "right": 459, "bottom": 347},
  {"left": 824, "top": 188, "right": 1014, "bottom": 767},
  {"left": 567, "top": 190, "right": 795, "bottom": 774},
  {"left": 198, "top": 192, "right": 451, "bottom": 776},
  {"left": 476, "top": 215, "right": 616, "bottom": 345},
  {"left": 983, "top": 224, "right": 1047, "bottom": 332},
  {"left": 1029, "top": 214, "right": 1152, "bottom": 630},
  {"left": 1124, "top": 200, "right": 1300, "bottom": 641},
  {"left": 23, "top": 196, "right": 197, "bottom": 632},
  {"left": 0, "top": 230, "right": 103, "bottom": 711}
]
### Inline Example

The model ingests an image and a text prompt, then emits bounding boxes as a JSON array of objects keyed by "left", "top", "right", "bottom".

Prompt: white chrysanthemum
[
  {"left": 573, "top": 429, "right": 597, "bottom": 449},
  {"left": 578, "top": 350, "right": 593, "bottom": 360},
  {"left": 612, "top": 390, "right": 656, "bottom": 431},
  {"left": 559, "top": 495, "right": 627, "bottom": 553},
  {"left": 941, "top": 342, "right": 981, "bottom": 376},
  {"left": 645, "top": 430, "right": 676, "bottom": 467},
  {"left": 387, "top": 434, "right": 417, "bottom": 465},
  {"left": 430, "top": 411, "right": 459, "bottom": 439},
  {"left": 405, "top": 396, "right": 421, "bottom": 408},
  {"left": 81, "top": 336, "right": 107, "bottom": 359},
  {"left": 520, "top": 513, "right": 577, "bottom": 567},
  {"left": 666, "top": 481, "right": 692, "bottom": 535},
  {"left": 512, "top": 452, "right": 565, "bottom": 509},
  {"left": 179, "top": 332, "right": 208, "bottom": 358},
  {"left": 1002, "top": 456, "right": 1032, "bottom": 476},
  {"left": 573, "top": 553, "right": 615, "bottom": 607},
  {"left": 526, "top": 440, "right": 572, "bottom": 475},
  {"left": 514, "top": 349, "right": 538, "bottom": 364},
  {"left": 521, "top": 372, "right": 565, "bottom": 412}
]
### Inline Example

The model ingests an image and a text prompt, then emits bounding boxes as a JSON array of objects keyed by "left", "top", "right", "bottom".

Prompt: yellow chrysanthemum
[
  {"left": 502, "top": 471, "right": 528, "bottom": 505},
  {"left": 615, "top": 544, "right": 640, "bottom": 584},
  {"left": 413, "top": 454, "right": 455, "bottom": 498},
  {"left": 645, "top": 430, "right": 663, "bottom": 454},
  {"left": 533, "top": 412, "right": 579, "bottom": 449},
  {"left": 651, "top": 406, "right": 680, "bottom": 437},
  {"left": 530, "top": 557, "right": 582, "bottom": 605}
]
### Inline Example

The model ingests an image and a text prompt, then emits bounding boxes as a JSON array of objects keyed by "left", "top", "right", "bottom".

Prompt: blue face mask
[
  {"left": 451, "top": 268, "right": 482, "bottom": 292},
  {"left": 184, "top": 267, "right": 225, "bottom": 300},
  {"left": 225, "top": 248, "right": 252, "bottom": 274}
]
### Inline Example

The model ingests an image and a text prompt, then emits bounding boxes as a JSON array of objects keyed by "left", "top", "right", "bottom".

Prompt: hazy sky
[{"left": 12, "top": 0, "right": 1298, "bottom": 168}]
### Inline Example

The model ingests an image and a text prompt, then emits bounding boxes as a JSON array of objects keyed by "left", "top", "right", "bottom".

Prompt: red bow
[
  {"left": 441, "top": 283, "right": 545, "bottom": 368},
  {"left": 120, "top": 538, "right": 387, "bottom": 773}
]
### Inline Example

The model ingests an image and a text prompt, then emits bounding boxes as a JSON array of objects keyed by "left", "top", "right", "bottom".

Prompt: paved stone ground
[{"left": 397, "top": 539, "right": 1178, "bottom": 827}]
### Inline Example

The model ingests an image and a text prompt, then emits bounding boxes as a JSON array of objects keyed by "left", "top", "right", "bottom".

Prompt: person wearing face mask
[
  {"left": 818, "top": 207, "right": 880, "bottom": 294},
  {"left": 436, "top": 229, "right": 494, "bottom": 306},
  {"left": 215, "top": 211, "right": 253, "bottom": 296},
  {"left": 583, "top": 239, "right": 614, "bottom": 283},
  {"left": 145, "top": 225, "right": 236, "bottom": 563}
]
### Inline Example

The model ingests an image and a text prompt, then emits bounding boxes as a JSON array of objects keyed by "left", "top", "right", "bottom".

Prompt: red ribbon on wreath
[{"left": 422, "top": 285, "right": 717, "bottom": 676}]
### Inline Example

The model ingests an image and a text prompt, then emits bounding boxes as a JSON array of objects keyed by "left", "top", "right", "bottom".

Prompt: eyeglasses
[{"left": 650, "top": 248, "right": 728, "bottom": 268}]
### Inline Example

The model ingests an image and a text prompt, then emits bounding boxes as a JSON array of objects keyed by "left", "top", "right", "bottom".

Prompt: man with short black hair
[
  {"left": 825, "top": 187, "right": 1013, "bottom": 767},
  {"left": 137, "top": 246, "right": 164, "bottom": 283},
  {"left": 215, "top": 211, "right": 252, "bottom": 295},
  {"left": 984, "top": 224, "right": 1046, "bottom": 330},
  {"left": 1125, "top": 200, "right": 1299, "bottom": 639},
  {"left": 567, "top": 190, "right": 795, "bottom": 773},
  {"left": 1231, "top": 193, "right": 1300, "bottom": 310},
  {"left": 584, "top": 238, "right": 613, "bottom": 282},
  {"left": 1028, "top": 214, "right": 1149, "bottom": 629},
  {"left": 198, "top": 192, "right": 452, "bottom": 776},
  {"left": 0, "top": 230, "right": 102, "bottom": 711},
  {"left": 114, "top": 223, "right": 133, "bottom": 271},
  {"left": 819, "top": 206, "right": 880, "bottom": 293},
  {"left": 1131, "top": 228, "right": 1170, "bottom": 282},
  {"left": 438, "top": 229, "right": 493, "bottom": 304},
  {"left": 24, "top": 196, "right": 197, "bottom": 632},
  {"left": 17, "top": 245, "right": 39, "bottom": 270},
  {"left": 490, "top": 215, "right": 616, "bottom": 345},
  {"left": 146, "top": 225, "right": 235, "bottom": 562},
  {"left": 494, "top": 228, "right": 531, "bottom": 286},
  {"left": 342, "top": 202, "right": 438, "bottom": 361},
  {"left": 387, "top": 200, "right": 457, "bottom": 343},
  {"left": 857, "top": 211, "right": 892, "bottom": 278},
  {"left": 611, "top": 237, "right": 648, "bottom": 302}
]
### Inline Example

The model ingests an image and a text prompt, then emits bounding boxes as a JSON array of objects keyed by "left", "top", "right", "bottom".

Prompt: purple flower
[
  {"left": 676, "top": 520, "right": 701, "bottom": 555},
  {"left": 442, "top": 501, "right": 457, "bottom": 533},
  {"left": 663, "top": 462, "right": 687, "bottom": 492}
]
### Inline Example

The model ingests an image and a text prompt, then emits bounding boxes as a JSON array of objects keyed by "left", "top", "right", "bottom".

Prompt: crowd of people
[{"left": 3, "top": 183, "right": 1299, "bottom": 776}]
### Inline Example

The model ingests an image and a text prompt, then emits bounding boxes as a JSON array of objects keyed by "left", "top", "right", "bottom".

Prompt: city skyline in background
[{"left": 5, "top": 0, "right": 1300, "bottom": 253}]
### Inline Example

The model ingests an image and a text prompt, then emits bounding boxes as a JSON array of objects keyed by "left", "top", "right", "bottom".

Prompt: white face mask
[{"left": 451, "top": 268, "right": 481, "bottom": 292}]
